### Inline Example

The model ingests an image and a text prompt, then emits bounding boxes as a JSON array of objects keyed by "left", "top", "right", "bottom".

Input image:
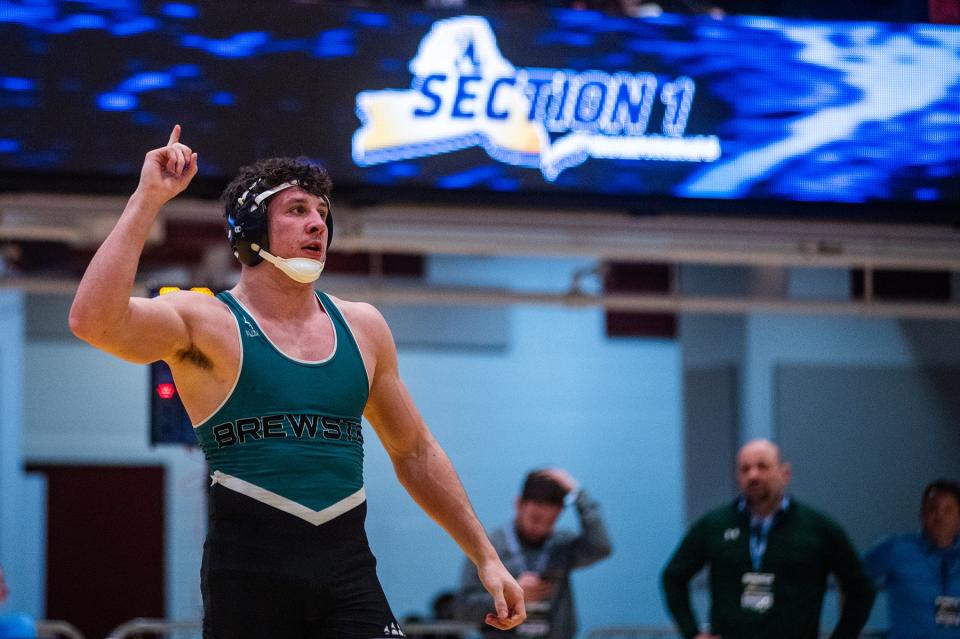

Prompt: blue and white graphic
[
  {"left": 352, "top": 16, "right": 721, "bottom": 181},
  {"left": 678, "top": 18, "right": 960, "bottom": 203},
  {"left": 0, "top": 2, "right": 958, "bottom": 213}
]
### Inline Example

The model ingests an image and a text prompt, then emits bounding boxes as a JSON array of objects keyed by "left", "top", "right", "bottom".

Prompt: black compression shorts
[{"left": 201, "top": 484, "right": 403, "bottom": 639}]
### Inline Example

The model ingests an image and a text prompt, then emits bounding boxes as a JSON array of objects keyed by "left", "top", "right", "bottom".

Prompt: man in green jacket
[{"left": 661, "top": 439, "right": 874, "bottom": 639}]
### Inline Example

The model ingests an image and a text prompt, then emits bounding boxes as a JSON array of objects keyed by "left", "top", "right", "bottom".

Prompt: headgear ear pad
[{"left": 226, "top": 179, "right": 334, "bottom": 267}]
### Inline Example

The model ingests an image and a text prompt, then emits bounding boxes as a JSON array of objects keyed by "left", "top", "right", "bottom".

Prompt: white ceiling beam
[
  {"left": 1, "top": 194, "right": 958, "bottom": 277},
  {"left": 4, "top": 275, "right": 960, "bottom": 321}
]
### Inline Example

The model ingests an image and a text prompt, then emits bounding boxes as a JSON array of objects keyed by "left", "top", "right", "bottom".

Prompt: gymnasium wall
[{"left": 8, "top": 256, "right": 960, "bottom": 635}]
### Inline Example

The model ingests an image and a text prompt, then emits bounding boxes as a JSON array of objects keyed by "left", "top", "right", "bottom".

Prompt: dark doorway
[{"left": 27, "top": 464, "right": 165, "bottom": 639}]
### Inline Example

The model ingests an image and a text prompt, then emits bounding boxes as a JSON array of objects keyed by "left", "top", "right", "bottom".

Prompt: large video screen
[{"left": 2, "top": 2, "right": 959, "bottom": 219}]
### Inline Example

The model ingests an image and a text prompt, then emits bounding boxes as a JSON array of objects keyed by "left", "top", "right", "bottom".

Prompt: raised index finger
[{"left": 167, "top": 124, "right": 181, "bottom": 146}]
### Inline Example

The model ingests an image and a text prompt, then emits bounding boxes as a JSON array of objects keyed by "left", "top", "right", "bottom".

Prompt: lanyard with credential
[
  {"left": 944, "top": 556, "right": 951, "bottom": 594},
  {"left": 940, "top": 547, "right": 959, "bottom": 595},
  {"left": 505, "top": 526, "right": 552, "bottom": 575},
  {"left": 749, "top": 518, "right": 775, "bottom": 571}
]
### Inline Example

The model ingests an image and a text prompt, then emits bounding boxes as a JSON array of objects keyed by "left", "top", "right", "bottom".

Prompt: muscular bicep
[
  {"left": 77, "top": 294, "right": 193, "bottom": 365},
  {"left": 364, "top": 353, "right": 430, "bottom": 459},
  {"left": 355, "top": 305, "right": 430, "bottom": 459}
]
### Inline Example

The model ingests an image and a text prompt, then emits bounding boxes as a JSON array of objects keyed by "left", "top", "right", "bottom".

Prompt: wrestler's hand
[
  {"left": 136, "top": 124, "right": 198, "bottom": 207},
  {"left": 477, "top": 559, "right": 526, "bottom": 630}
]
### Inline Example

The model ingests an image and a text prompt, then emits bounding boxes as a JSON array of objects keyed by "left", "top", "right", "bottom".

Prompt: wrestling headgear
[{"left": 226, "top": 178, "right": 334, "bottom": 268}]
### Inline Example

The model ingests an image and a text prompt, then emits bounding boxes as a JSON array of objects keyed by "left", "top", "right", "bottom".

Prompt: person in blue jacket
[{"left": 865, "top": 479, "right": 960, "bottom": 639}]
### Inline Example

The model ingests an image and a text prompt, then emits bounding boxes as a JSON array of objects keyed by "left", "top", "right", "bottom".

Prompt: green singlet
[{"left": 194, "top": 290, "right": 370, "bottom": 523}]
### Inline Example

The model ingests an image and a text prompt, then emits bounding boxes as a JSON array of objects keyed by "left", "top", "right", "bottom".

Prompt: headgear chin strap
[
  {"left": 251, "top": 244, "right": 325, "bottom": 284},
  {"left": 226, "top": 179, "right": 334, "bottom": 268}
]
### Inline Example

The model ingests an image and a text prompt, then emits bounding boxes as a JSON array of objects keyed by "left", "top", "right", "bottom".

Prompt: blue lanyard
[
  {"left": 505, "top": 525, "right": 552, "bottom": 574},
  {"left": 938, "top": 547, "right": 959, "bottom": 595},
  {"left": 739, "top": 496, "right": 789, "bottom": 571},
  {"left": 943, "top": 556, "right": 950, "bottom": 594},
  {"left": 749, "top": 519, "right": 774, "bottom": 571},
  {"left": 922, "top": 535, "right": 959, "bottom": 595}
]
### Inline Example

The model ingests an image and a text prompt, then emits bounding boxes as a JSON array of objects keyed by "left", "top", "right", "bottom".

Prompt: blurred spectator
[
  {"left": 454, "top": 467, "right": 612, "bottom": 639},
  {"left": 864, "top": 479, "right": 960, "bottom": 639},
  {"left": 432, "top": 590, "right": 457, "bottom": 623},
  {"left": 662, "top": 439, "right": 875, "bottom": 639},
  {"left": 0, "top": 565, "right": 36, "bottom": 639}
]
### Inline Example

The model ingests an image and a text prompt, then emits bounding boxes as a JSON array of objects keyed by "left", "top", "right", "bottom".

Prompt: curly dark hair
[{"left": 220, "top": 157, "right": 333, "bottom": 218}]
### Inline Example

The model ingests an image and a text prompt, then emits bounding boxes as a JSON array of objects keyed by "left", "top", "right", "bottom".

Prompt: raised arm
[
  {"left": 69, "top": 125, "right": 199, "bottom": 363},
  {"left": 358, "top": 305, "right": 525, "bottom": 631},
  {"left": 540, "top": 468, "right": 613, "bottom": 568}
]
